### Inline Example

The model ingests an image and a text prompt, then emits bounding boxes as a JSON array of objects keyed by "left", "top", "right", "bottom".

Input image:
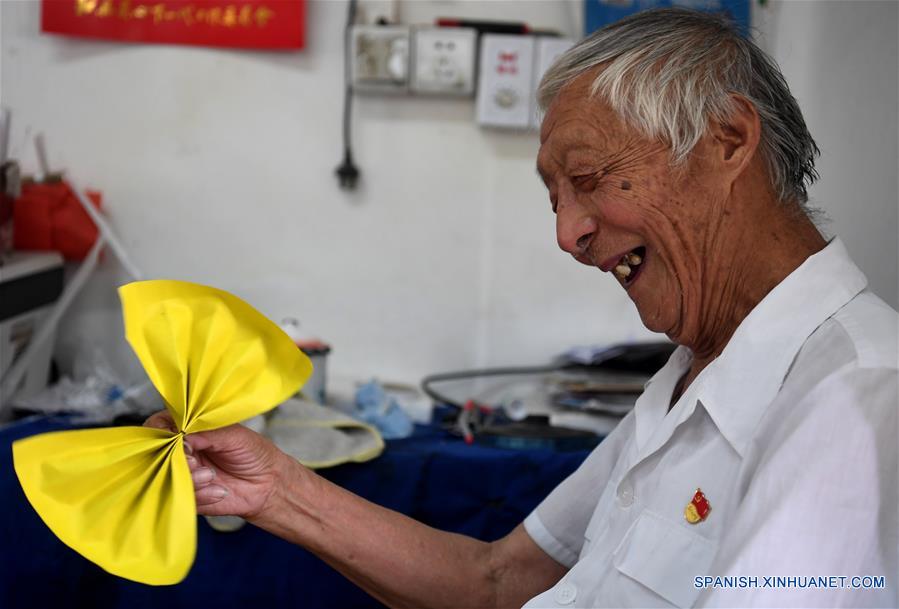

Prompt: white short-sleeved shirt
[{"left": 523, "top": 238, "right": 898, "bottom": 608}]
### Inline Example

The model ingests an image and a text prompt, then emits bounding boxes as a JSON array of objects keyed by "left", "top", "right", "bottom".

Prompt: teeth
[
  {"left": 612, "top": 249, "right": 644, "bottom": 281},
  {"left": 614, "top": 264, "right": 632, "bottom": 279}
]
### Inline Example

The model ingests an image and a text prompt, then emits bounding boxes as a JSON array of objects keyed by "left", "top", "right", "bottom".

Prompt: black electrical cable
[
  {"left": 335, "top": 0, "right": 360, "bottom": 190},
  {"left": 419, "top": 342, "right": 676, "bottom": 409},
  {"left": 420, "top": 364, "right": 565, "bottom": 410}
]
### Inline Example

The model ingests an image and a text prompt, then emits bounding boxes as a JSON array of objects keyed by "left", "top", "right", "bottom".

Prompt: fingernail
[
  {"left": 183, "top": 442, "right": 194, "bottom": 455},
  {"left": 208, "top": 485, "right": 229, "bottom": 499},
  {"left": 193, "top": 468, "right": 215, "bottom": 484},
  {"left": 186, "top": 455, "right": 198, "bottom": 468}
]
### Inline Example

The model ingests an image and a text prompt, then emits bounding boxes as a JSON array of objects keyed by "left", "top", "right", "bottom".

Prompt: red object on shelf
[
  {"left": 41, "top": 0, "right": 305, "bottom": 50},
  {"left": 13, "top": 181, "right": 103, "bottom": 261}
]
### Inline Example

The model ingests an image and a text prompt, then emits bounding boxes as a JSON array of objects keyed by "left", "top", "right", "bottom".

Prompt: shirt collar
[
  {"left": 635, "top": 346, "right": 691, "bottom": 450},
  {"left": 690, "top": 237, "right": 867, "bottom": 457}
]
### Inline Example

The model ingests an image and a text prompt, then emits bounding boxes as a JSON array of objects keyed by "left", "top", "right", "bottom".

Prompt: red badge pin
[{"left": 684, "top": 488, "right": 711, "bottom": 524}]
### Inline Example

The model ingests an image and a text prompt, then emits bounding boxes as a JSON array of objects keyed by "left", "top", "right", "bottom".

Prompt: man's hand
[
  {"left": 144, "top": 411, "right": 287, "bottom": 520},
  {"left": 146, "top": 410, "right": 567, "bottom": 609}
]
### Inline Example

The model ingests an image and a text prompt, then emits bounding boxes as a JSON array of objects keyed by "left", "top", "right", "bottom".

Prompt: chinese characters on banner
[{"left": 41, "top": 0, "right": 305, "bottom": 49}]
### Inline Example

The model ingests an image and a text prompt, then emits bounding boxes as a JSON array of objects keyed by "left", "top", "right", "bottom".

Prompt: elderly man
[{"left": 148, "top": 8, "right": 897, "bottom": 608}]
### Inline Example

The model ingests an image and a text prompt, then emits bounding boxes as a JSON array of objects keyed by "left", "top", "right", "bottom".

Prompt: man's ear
[{"left": 710, "top": 94, "right": 761, "bottom": 177}]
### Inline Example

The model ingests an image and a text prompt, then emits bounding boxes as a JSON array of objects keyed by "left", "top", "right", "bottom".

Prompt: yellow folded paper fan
[{"left": 12, "top": 280, "right": 313, "bottom": 585}]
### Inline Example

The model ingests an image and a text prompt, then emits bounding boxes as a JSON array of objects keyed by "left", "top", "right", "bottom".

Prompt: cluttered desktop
[{"left": 2, "top": 0, "right": 897, "bottom": 608}]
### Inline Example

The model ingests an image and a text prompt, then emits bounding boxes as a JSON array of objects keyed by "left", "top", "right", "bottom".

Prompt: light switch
[{"left": 476, "top": 34, "right": 536, "bottom": 129}]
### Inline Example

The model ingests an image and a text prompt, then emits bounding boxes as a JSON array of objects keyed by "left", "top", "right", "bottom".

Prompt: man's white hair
[{"left": 538, "top": 8, "right": 819, "bottom": 206}]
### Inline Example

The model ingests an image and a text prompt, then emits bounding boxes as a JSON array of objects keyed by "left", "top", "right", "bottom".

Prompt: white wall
[
  {"left": 753, "top": 0, "right": 899, "bottom": 307},
  {"left": 1, "top": 0, "right": 896, "bottom": 388}
]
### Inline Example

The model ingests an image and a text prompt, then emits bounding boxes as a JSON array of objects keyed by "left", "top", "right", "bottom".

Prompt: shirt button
[
  {"left": 618, "top": 482, "right": 634, "bottom": 508},
  {"left": 554, "top": 582, "right": 577, "bottom": 605}
]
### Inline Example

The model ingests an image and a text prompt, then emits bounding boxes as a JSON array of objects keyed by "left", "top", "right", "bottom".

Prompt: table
[{"left": 0, "top": 414, "right": 592, "bottom": 609}]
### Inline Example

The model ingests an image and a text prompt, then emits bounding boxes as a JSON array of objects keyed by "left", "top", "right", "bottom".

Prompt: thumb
[
  {"left": 183, "top": 424, "right": 245, "bottom": 454},
  {"left": 143, "top": 410, "right": 177, "bottom": 433}
]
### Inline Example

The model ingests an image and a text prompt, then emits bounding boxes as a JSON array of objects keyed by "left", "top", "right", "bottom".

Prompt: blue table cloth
[{"left": 0, "top": 415, "right": 592, "bottom": 609}]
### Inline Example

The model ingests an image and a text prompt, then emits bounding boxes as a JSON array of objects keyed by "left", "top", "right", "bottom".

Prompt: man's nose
[{"left": 556, "top": 201, "right": 598, "bottom": 262}]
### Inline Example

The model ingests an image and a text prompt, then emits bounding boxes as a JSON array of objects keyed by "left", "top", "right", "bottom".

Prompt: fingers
[
  {"left": 196, "top": 484, "right": 229, "bottom": 506},
  {"left": 144, "top": 411, "right": 177, "bottom": 433},
  {"left": 190, "top": 464, "right": 229, "bottom": 506},
  {"left": 192, "top": 466, "right": 216, "bottom": 488},
  {"left": 183, "top": 435, "right": 206, "bottom": 454},
  {"left": 145, "top": 411, "right": 241, "bottom": 511}
]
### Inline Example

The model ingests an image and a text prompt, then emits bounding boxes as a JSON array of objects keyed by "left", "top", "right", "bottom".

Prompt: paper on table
[{"left": 12, "top": 280, "right": 313, "bottom": 585}]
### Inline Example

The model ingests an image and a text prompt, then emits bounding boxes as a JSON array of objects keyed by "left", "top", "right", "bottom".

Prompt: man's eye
[{"left": 571, "top": 172, "right": 600, "bottom": 188}]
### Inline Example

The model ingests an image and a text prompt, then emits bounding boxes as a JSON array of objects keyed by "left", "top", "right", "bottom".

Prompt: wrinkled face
[{"left": 536, "top": 77, "right": 726, "bottom": 342}]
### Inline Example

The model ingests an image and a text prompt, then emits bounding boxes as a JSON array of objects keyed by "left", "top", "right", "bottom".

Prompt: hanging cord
[{"left": 335, "top": 0, "right": 360, "bottom": 190}]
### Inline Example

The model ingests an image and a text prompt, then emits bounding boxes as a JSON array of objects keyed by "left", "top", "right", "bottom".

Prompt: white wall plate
[
  {"left": 411, "top": 27, "right": 477, "bottom": 97},
  {"left": 476, "top": 34, "right": 536, "bottom": 129},
  {"left": 351, "top": 25, "right": 411, "bottom": 94},
  {"left": 530, "top": 37, "right": 576, "bottom": 128}
]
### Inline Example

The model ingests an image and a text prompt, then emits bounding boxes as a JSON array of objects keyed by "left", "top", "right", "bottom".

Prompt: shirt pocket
[{"left": 613, "top": 509, "right": 717, "bottom": 608}]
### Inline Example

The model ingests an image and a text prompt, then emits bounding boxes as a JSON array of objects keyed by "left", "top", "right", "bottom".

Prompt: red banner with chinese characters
[{"left": 41, "top": 0, "right": 305, "bottom": 49}]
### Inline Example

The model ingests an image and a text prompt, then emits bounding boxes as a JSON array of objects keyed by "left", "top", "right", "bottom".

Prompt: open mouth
[{"left": 612, "top": 246, "right": 646, "bottom": 288}]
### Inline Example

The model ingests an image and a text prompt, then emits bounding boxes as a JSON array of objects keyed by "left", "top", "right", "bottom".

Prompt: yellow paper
[{"left": 13, "top": 280, "right": 313, "bottom": 585}]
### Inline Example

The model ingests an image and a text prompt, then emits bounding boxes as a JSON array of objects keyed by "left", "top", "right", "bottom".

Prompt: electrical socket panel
[
  {"left": 476, "top": 34, "right": 536, "bottom": 129},
  {"left": 411, "top": 27, "right": 477, "bottom": 96},
  {"left": 530, "top": 37, "right": 576, "bottom": 128},
  {"left": 351, "top": 25, "right": 411, "bottom": 94}
]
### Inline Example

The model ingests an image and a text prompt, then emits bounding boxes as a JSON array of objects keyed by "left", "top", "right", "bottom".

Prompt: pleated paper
[{"left": 13, "top": 280, "right": 313, "bottom": 585}]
